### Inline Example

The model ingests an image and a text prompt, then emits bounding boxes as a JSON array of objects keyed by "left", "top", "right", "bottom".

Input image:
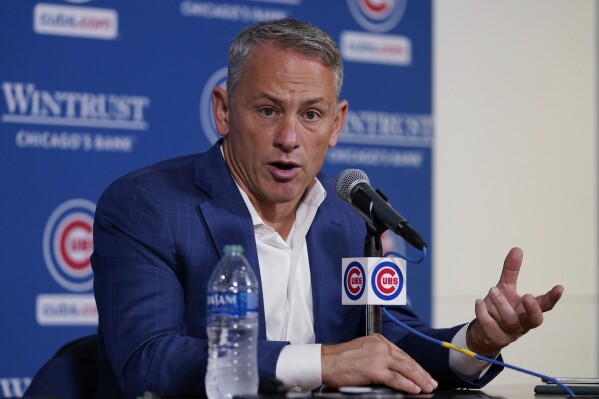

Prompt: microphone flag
[{"left": 342, "top": 257, "right": 407, "bottom": 305}]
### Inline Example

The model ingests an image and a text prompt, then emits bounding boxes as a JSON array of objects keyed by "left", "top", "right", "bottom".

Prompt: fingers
[
  {"left": 536, "top": 285, "right": 564, "bottom": 312},
  {"left": 473, "top": 285, "right": 550, "bottom": 355},
  {"left": 471, "top": 248, "right": 564, "bottom": 356},
  {"left": 388, "top": 346, "right": 438, "bottom": 393},
  {"left": 470, "top": 297, "right": 508, "bottom": 355},
  {"left": 380, "top": 353, "right": 437, "bottom": 394},
  {"left": 321, "top": 335, "right": 438, "bottom": 394},
  {"left": 497, "top": 247, "right": 523, "bottom": 289},
  {"left": 487, "top": 287, "right": 546, "bottom": 332},
  {"left": 521, "top": 294, "right": 543, "bottom": 328},
  {"left": 486, "top": 287, "right": 522, "bottom": 334}
]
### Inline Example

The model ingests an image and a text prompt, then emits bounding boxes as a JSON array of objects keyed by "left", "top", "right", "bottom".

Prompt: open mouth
[
  {"left": 268, "top": 161, "right": 300, "bottom": 180},
  {"left": 271, "top": 161, "right": 298, "bottom": 170}
]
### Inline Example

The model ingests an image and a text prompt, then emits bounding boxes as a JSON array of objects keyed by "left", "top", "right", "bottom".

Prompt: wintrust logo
[
  {"left": 341, "top": 109, "right": 433, "bottom": 147},
  {"left": 2, "top": 82, "right": 147, "bottom": 153},
  {"left": 33, "top": 3, "right": 118, "bottom": 40},
  {"left": 0, "top": 378, "right": 31, "bottom": 398},
  {"left": 2, "top": 82, "right": 150, "bottom": 131}
]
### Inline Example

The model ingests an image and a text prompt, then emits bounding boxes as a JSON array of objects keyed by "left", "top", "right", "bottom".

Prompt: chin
[{"left": 268, "top": 187, "right": 303, "bottom": 204}]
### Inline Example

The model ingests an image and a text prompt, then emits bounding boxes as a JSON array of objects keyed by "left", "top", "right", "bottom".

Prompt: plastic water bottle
[{"left": 205, "top": 245, "right": 260, "bottom": 399}]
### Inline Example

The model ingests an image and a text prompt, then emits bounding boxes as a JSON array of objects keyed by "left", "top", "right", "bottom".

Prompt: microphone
[{"left": 334, "top": 169, "right": 428, "bottom": 250}]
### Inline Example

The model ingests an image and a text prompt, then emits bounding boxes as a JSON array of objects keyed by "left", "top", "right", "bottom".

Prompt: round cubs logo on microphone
[
  {"left": 347, "top": 0, "right": 408, "bottom": 33},
  {"left": 344, "top": 261, "right": 365, "bottom": 300},
  {"left": 43, "top": 199, "right": 96, "bottom": 292},
  {"left": 371, "top": 261, "right": 404, "bottom": 300}
]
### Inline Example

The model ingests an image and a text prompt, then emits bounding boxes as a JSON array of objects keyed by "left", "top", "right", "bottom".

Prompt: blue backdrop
[{"left": 0, "top": 1, "right": 432, "bottom": 396}]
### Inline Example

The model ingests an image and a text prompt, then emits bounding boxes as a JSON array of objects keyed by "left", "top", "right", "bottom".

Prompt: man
[{"left": 91, "top": 18, "right": 564, "bottom": 398}]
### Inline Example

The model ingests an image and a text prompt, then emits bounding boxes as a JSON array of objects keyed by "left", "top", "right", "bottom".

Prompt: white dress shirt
[{"left": 234, "top": 176, "right": 493, "bottom": 391}]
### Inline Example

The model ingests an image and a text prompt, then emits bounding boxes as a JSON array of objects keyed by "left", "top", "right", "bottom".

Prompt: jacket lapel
[
  {"left": 193, "top": 143, "right": 267, "bottom": 339},
  {"left": 306, "top": 185, "right": 347, "bottom": 343}
]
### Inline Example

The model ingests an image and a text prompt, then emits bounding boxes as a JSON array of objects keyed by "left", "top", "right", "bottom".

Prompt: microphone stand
[
  {"left": 362, "top": 197, "right": 414, "bottom": 394},
  {"left": 364, "top": 222, "right": 387, "bottom": 336}
]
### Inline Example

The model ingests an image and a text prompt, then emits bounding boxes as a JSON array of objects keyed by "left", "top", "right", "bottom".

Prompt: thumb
[{"left": 497, "top": 247, "right": 523, "bottom": 289}]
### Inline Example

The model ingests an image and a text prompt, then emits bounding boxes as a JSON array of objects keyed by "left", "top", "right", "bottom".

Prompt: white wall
[{"left": 433, "top": 0, "right": 598, "bottom": 385}]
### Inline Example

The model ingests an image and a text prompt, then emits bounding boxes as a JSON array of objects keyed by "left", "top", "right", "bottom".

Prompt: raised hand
[{"left": 466, "top": 247, "right": 564, "bottom": 356}]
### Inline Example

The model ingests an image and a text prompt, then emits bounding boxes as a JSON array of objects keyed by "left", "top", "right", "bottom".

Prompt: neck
[
  {"left": 221, "top": 142, "right": 305, "bottom": 241},
  {"left": 251, "top": 199, "right": 297, "bottom": 241}
]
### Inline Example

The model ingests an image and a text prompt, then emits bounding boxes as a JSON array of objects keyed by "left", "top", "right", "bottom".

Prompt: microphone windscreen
[{"left": 334, "top": 169, "right": 369, "bottom": 203}]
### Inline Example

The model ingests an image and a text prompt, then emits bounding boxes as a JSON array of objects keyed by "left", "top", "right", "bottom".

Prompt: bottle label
[{"left": 207, "top": 292, "right": 259, "bottom": 317}]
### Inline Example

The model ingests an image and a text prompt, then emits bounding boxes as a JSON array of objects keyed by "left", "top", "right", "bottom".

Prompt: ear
[
  {"left": 328, "top": 99, "right": 348, "bottom": 147},
  {"left": 212, "top": 86, "right": 230, "bottom": 137}
]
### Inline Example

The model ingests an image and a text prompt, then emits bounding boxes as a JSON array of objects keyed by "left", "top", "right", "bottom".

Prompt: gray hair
[{"left": 227, "top": 18, "right": 344, "bottom": 103}]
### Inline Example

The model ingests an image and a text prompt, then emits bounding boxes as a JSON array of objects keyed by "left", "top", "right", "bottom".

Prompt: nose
[{"left": 274, "top": 116, "right": 300, "bottom": 152}]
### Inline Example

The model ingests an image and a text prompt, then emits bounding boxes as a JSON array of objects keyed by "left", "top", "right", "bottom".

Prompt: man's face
[{"left": 213, "top": 44, "right": 347, "bottom": 207}]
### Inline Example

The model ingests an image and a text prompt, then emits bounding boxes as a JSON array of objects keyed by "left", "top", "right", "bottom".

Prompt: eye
[
  {"left": 260, "top": 107, "right": 276, "bottom": 117},
  {"left": 305, "top": 110, "right": 320, "bottom": 120}
]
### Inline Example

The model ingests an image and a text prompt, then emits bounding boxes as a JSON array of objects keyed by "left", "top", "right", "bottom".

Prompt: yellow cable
[{"left": 441, "top": 342, "right": 477, "bottom": 358}]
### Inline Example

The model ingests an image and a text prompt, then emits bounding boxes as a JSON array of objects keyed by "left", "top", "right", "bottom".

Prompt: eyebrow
[{"left": 251, "top": 92, "right": 329, "bottom": 108}]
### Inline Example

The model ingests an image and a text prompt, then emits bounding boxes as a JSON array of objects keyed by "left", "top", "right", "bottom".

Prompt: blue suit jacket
[{"left": 91, "top": 143, "right": 501, "bottom": 398}]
